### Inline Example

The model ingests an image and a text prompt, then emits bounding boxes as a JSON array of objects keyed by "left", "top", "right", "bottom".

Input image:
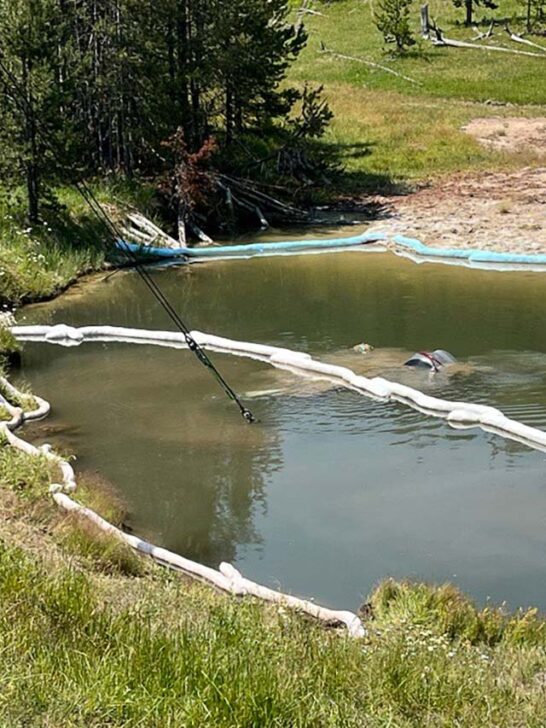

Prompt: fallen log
[
  {"left": 471, "top": 21, "right": 494, "bottom": 40},
  {"left": 253, "top": 206, "right": 269, "bottom": 230},
  {"left": 120, "top": 226, "right": 157, "bottom": 246},
  {"left": 295, "top": 0, "right": 324, "bottom": 32},
  {"left": 319, "top": 46, "right": 422, "bottom": 86},
  {"left": 216, "top": 178, "right": 271, "bottom": 229},
  {"left": 431, "top": 33, "right": 546, "bottom": 57},
  {"left": 216, "top": 173, "right": 310, "bottom": 224},
  {"left": 504, "top": 25, "right": 546, "bottom": 52},
  {"left": 125, "top": 212, "right": 180, "bottom": 249},
  {"left": 177, "top": 205, "right": 187, "bottom": 246},
  {"left": 188, "top": 221, "right": 214, "bottom": 244}
]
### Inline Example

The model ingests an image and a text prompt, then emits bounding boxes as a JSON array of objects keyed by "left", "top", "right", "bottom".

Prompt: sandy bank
[{"left": 368, "top": 167, "right": 545, "bottom": 255}]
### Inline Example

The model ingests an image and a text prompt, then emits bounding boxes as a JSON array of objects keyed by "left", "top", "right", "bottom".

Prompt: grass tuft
[
  {"left": 56, "top": 513, "right": 144, "bottom": 576},
  {"left": 0, "top": 323, "right": 20, "bottom": 360},
  {"left": 76, "top": 470, "right": 130, "bottom": 527},
  {"left": 371, "top": 578, "right": 546, "bottom": 647},
  {"left": 0, "top": 378, "right": 37, "bottom": 413},
  {"left": 1, "top": 541, "right": 546, "bottom": 725},
  {"left": 0, "top": 446, "right": 55, "bottom": 502}
]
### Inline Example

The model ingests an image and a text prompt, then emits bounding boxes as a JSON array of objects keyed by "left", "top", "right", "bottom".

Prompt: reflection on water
[
  {"left": 22, "top": 347, "right": 282, "bottom": 567},
  {"left": 15, "top": 248, "right": 546, "bottom": 610}
]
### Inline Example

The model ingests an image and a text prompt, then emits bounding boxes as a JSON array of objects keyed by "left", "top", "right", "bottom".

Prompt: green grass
[
  {"left": 0, "top": 374, "right": 37, "bottom": 413},
  {"left": 310, "top": 85, "right": 532, "bottom": 192},
  {"left": 76, "top": 471, "right": 133, "bottom": 527},
  {"left": 0, "top": 178, "right": 158, "bottom": 307},
  {"left": 57, "top": 513, "right": 144, "bottom": 576},
  {"left": 0, "top": 191, "right": 104, "bottom": 306},
  {"left": 287, "top": 0, "right": 546, "bottom": 191},
  {"left": 0, "top": 437, "right": 142, "bottom": 575},
  {"left": 0, "top": 320, "right": 20, "bottom": 360},
  {"left": 0, "top": 445, "right": 55, "bottom": 502},
  {"left": 292, "top": 0, "right": 546, "bottom": 104},
  {"left": 61, "top": 471, "right": 145, "bottom": 575},
  {"left": 1, "top": 540, "right": 546, "bottom": 726}
]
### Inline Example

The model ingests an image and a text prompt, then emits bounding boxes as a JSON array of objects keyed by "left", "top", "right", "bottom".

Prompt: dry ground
[
  {"left": 462, "top": 117, "right": 546, "bottom": 157},
  {"left": 369, "top": 166, "right": 546, "bottom": 253},
  {"left": 364, "top": 117, "right": 546, "bottom": 253}
]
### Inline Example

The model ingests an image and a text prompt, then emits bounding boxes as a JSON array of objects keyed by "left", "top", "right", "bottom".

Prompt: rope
[{"left": 0, "top": 54, "right": 255, "bottom": 423}]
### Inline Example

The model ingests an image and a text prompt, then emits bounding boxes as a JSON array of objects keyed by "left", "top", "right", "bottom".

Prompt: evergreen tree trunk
[
  {"left": 235, "top": 100, "right": 243, "bottom": 134},
  {"left": 465, "top": 0, "right": 473, "bottom": 25},
  {"left": 22, "top": 58, "right": 39, "bottom": 223},
  {"left": 190, "top": 1, "right": 204, "bottom": 148},
  {"left": 176, "top": 0, "right": 192, "bottom": 143},
  {"left": 225, "top": 84, "right": 233, "bottom": 145},
  {"left": 25, "top": 137, "right": 39, "bottom": 224}
]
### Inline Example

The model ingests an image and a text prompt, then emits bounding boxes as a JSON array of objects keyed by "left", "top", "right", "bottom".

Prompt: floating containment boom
[
  {"left": 115, "top": 231, "right": 387, "bottom": 259},
  {"left": 116, "top": 232, "right": 546, "bottom": 271},
  {"left": 11, "top": 324, "right": 546, "bottom": 453}
]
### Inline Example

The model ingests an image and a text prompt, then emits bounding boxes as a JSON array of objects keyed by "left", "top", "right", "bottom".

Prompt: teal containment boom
[
  {"left": 115, "top": 231, "right": 387, "bottom": 259},
  {"left": 392, "top": 235, "right": 546, "bottom": 267},
  {"left": 115, "top": 232, "right": 546, "bottom": 270}
]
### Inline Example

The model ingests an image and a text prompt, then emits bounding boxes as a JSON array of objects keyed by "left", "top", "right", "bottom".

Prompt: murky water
[{"left": 14, "top": 236, "right": 546, "bottom": 610}]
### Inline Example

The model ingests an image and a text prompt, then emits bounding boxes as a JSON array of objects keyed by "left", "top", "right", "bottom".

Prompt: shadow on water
[{"left": 20, "top": 345, "right": 285, "bottom": 567}]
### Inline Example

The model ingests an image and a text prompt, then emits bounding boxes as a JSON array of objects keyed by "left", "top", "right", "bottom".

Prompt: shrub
[{"left": 374, "top": 0, "right": 416, "bottom": 53}]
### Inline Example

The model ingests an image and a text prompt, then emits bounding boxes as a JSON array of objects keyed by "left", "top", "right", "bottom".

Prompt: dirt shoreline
[{"left": 367, "top": 167, "right": 546, "bottom": 255}]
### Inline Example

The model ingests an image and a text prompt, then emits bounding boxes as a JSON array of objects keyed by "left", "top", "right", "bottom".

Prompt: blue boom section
[
  {"left": 115, "top": 231, "right": 388, "bottom": 259},
  {"left": 115, "top": 232, "right": 546, "bottom": 268},
  {"left": 393, "top": 235, "right": 546, "bottom": 266}
]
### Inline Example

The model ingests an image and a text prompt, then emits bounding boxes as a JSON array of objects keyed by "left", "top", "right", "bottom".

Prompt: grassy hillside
[
  {"left": 288, "top": 0, "right": 546, "bottom": 189},
  {"left": 292, "top": 0, "right": 546, "bottom": 103}
]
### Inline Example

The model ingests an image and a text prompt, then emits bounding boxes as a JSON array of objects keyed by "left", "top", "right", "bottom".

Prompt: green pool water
[{"left": 15, "top": 234, "right": 546, "bottom": 610}]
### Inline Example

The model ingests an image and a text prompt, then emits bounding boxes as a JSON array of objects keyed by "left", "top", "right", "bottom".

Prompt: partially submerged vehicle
[{"left": 404, "top": 350, "right": 457, "bottom": 372}]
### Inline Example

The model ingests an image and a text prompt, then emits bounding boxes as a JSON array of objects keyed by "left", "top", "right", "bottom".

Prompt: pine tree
[
  {"left": 452, "top": 0, "right": 498, "bottom": 27},
  {"left": 211, "top": 0, "right": 307, "bottom": 144},
  {"left": 374, "top": 0, "right": 416, "bottom": 53},
  {"left": 520, "top": 0, "right": 545, "bottom": 31},
  {"left": 0, "top": 0, "right": 62, "bottom": 221},
  {"left": 0, "top": 0, "right": 329, "bottom": 221}
]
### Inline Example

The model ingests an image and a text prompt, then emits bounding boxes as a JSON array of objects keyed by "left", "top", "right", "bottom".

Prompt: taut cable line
[{"left": 0, "top": 53, "right": 255, "bottom": 423}]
